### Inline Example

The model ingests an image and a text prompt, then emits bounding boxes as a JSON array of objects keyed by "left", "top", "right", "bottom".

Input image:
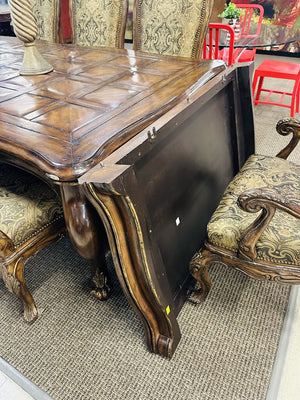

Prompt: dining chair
[
  {"left": 252, "top": 59, "right": 300, "bottom": 118},
  {"left": 133, "top": 0, "right": 214, "bottom": 58},
  {"left": 189, "top": 117, "right": 300, "bottom": 303},
  {"left": 0, "top": 164, "right": 65, "bottom": 323},
  {"left": 233, "top": 3, "right": 264, "bottom": 62},
  {"left": 31, "top": 0, "right": 61, "bottom": 42},
  {"left": 202, "top": 23, "right": 235, "bottom": 66},
  {"left": 70, "top": 0, "right": 128, "bottom": 48}
]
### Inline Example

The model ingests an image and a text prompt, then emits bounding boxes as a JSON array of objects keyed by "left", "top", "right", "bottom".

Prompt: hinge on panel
[{"left": 147, "top": 126, "right": 157, "bottom": 143}]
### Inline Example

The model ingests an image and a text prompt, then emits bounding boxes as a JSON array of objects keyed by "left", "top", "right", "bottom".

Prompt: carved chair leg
[
  {"left": 1, "top": 261, "right": 38, "bottom": 323},
  {"left": 189, "top": 249, "right": 214, "bottom": 303}
]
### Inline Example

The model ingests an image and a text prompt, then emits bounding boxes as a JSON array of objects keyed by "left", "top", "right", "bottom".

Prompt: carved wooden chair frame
[
  {"left": 189, "top": 118, "right": 300, "bottom": 303},
  {"left": 0, "top": 164, "right": 66, "bottom": 322}
]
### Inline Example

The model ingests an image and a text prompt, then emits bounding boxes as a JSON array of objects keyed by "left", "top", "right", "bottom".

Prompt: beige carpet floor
[{"left": 0, "top": 236, "right": 290, "bottom": 400}]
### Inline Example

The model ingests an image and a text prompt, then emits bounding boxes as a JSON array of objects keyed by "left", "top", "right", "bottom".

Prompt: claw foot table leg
[{"left": 60, "top": 184, "right": 110, "bottom": 299}]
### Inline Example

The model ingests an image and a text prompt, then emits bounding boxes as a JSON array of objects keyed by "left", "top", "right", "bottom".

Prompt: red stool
[{"left": 252, "top": 59, "right": 300, "bottom": 117}]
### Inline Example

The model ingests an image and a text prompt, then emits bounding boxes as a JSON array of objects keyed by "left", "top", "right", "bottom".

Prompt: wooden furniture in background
[
  {"left": 0, "top": 36, "right": 254, "bottom": 356},
  {"left": 210, "top": 0, "right": 226, "bottom": 23},
  {"left": 190, "top": 118, "right": 300, "bottom": 303},
  {"left": 0, "top": 3, "right": 13, "bottom": 36},
  {"left": 70, "top": 0, "right": 128, "bottom": 47}
]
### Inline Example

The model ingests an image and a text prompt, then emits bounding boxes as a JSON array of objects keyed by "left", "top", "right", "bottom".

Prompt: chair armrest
[
  {"left": 236, "top": 188, "right": 300, "bottom": 260},
  {"left": 276, "top": 118, "right": 300, "bottom": 159}
]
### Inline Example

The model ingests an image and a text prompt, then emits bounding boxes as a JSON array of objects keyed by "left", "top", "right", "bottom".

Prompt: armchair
[
  {"left": 189, "top": 118, "right": 300, "bottom": 303},
  {"left": 0, "top": 164, "right": 65, "bottom": 322}
]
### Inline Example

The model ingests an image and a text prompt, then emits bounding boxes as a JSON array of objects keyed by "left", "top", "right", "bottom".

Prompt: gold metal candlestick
[{"left": 8, "top": 0, "right": 53, "bottom": 75}]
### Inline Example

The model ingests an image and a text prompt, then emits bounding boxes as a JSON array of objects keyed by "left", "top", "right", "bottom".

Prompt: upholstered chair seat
[
  {"left": 0, "top": 164, "right": 65, "bottom": 322},
  {"left": 189, "top": 118, "right": 300, "bottom": 303},
  {"left": 207, "top": 154, "right": 300, "bottom": 265}
]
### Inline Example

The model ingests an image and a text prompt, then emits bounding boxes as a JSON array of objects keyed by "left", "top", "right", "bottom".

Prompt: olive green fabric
[
  {"left": 31, "top": 0, "right": 60, "bottom": 42},
  {"left": 0, "top": 164, "right": 63, "bottom": 248},
  {"left": 208, "top": 154, "right": 300, "bottom": 265},
  {"left": 134, "top": 0, "right": 213, "bottom": 58},
  {"left": 71, "top": 0, "right": 127, "bottom": 47}
]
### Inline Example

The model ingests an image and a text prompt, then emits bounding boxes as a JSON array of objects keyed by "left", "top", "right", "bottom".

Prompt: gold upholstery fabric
[
  {"left": 207, "top": 154, "right": 300, "bottom": 265},
  {"left": 0, "top": 164, "right": 63, "bottom": 248},
  {"left": 134, "top": 0, "right": 213, "bottom": 58},
  {"left": 71, "top": 0, "right": 128, "bottom": 47},
  {"left": 31, "top": 0, "right": 60, "bottom": 42}
]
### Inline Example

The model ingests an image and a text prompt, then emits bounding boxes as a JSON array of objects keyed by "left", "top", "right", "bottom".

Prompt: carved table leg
[
  {"left": 83, "top": 183, "right": 181, "bottom": 358},
  {"left": 60, "top": 184, "right": 110, "bottom": 300}
]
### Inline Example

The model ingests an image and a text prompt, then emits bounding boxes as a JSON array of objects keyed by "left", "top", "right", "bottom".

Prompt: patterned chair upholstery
[
  {"left": 0, "top": 164, "right": 65, "bottom": 322},
  {"left": 189, "top": 118, "right": 300, "bottom": 303},
  {"left": 31, "top": 0, "right": 61, "bottom": 42},
  {"left": 70, "top": 0, "right": 128, "bottom": 47},
  {"left": 133, "top": 0, "right": 214, "bottom": 58}
]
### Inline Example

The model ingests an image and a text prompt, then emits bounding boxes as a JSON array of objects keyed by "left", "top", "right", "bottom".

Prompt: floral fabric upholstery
[
  {"left": 31, "top": 0, "right": 60, "bottom": 42},
  {"left": 71, "top": 0, "right": 128, "bottom": 47},
  {"left": 0, "top": 164, "right": 64, "bottom": 248},
  {"left": 134, "top": 0, "right": 213, "bottom": 58},
  {"left": 207, "top": 154, "right": 300, "bottom": 266}
]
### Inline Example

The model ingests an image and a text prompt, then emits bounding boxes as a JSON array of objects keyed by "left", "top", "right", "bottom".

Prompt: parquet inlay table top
[{"left": 0, "top": 36, "right": 224, "bottom": 182}]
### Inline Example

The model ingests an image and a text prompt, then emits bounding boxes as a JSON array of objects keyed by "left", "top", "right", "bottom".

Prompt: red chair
[
  {"left": 252, "top": 59, "right": 300, "bottom": 117},
  {"left": 202, "top": 23, "right": 235, "bottom": 66},
  {"left": 232, "top": 3, "right": 264, "bottom": 62}
]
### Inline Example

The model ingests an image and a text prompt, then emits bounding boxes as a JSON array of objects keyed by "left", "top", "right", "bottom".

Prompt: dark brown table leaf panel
[
  {"left": 80, "top": 65, "right": 255, "bottom": 357},
  {"left": 0, "top": 37, "right": 254, "bottom": 356}
]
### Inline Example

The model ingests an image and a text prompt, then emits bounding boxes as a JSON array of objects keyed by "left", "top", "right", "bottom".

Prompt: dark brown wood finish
[
  {"left": 80, "top": 64, "right": 255, "bottom": 357},
  {"left": 0, "top": 37, "right": 254, "bottom": 356},
  {"left": 0, "top": 36, "right": 225, "bottom": 303}
]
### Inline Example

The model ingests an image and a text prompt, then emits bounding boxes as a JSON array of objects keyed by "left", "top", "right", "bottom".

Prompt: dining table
[{"left": 0, "top": 36, "right": 254, "bottom": 357}]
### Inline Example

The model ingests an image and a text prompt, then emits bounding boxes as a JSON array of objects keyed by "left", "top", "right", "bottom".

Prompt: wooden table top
[{"left": 0, "top": 37, "right": 225, "bottom": 182}]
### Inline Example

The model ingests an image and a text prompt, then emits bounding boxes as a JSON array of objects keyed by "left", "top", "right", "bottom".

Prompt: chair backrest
[
  {"left": 236, "top": 4, "right": 264, "bottom": 37},
  {"left": 31, "top": 0, "right": 61, "bottom": 43},
  {"left": 70, "top": 0, "right": 128, "bottom": 48},
  {"left": 133, "top": 0, "right": 214, "bottom": 59},
  {"left": 202, "top": 23, "right": 235, "bottom": 66}
]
